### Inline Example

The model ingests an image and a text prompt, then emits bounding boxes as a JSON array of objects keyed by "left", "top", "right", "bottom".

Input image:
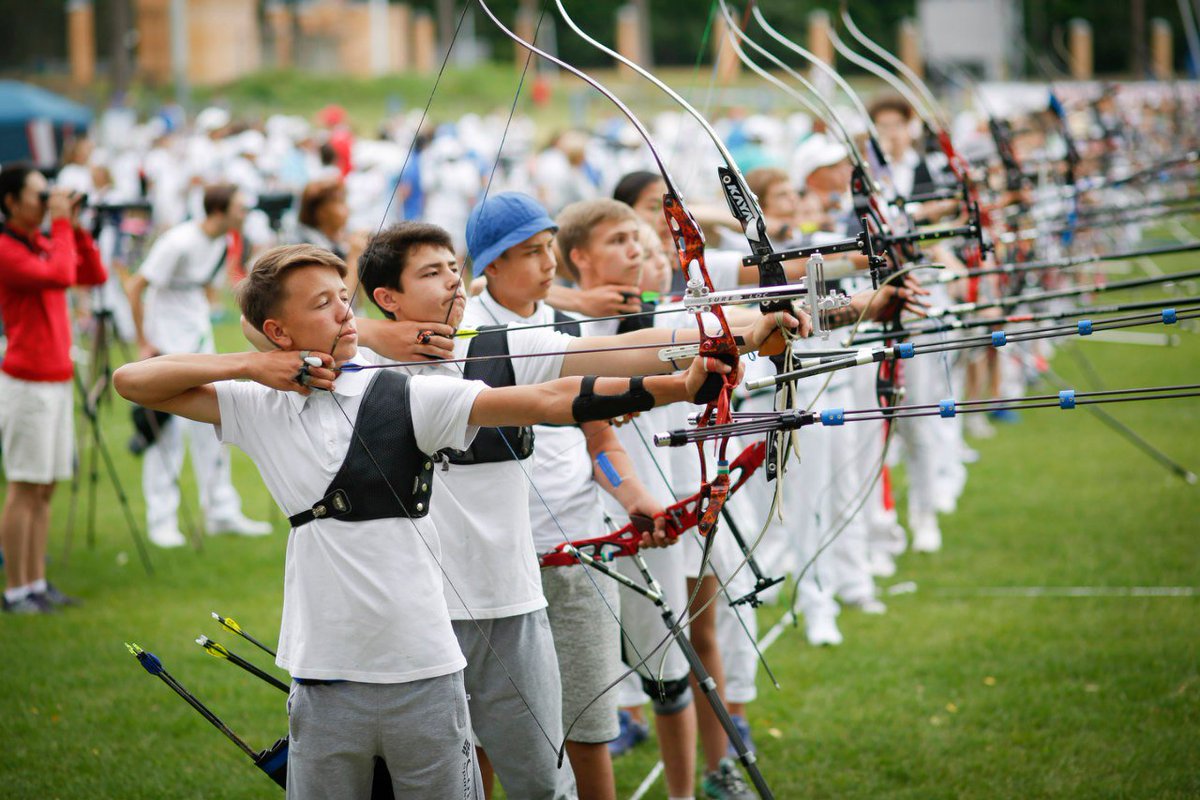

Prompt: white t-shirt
[
  {"left": 472, "top": 291, "right": 610, "bottom": 553},
  {"left": 703, "top": 248, "right": 746, "bottom": 292},
  {"left": 139, "top": 220, "right": 226, "bottom": 354},
  {"left": 214, "top": 347, "right": 485, "bottom": 683},
  {"left": 404, "top": 298, "right": 571, "bottom": 619}
]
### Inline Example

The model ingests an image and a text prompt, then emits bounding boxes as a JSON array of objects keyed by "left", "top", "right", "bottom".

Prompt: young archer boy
[
  {"left": 468, "top": 193, "right": 674, "bottom": 800},
  {"left": 350, "top": 212, "right": 805, "bottom": 800},
  {"left": 114, "top": 243, "right": 732, "bottom": 800}
]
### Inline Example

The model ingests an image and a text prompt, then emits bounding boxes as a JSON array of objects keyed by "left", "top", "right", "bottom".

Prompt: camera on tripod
[{"left": 255, "top": 192, "right": 294, "bottom": 232}]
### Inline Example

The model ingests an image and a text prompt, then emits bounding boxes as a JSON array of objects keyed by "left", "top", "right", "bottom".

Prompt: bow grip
[
  {"left": 756, "top": 328, "right": 787, "bottom": 358},
  {"left": 693, "top": 349, "right": 739, "bottom": 406},
  {"left": 697, "top": 472, "right": 731, "bottom": 538}
]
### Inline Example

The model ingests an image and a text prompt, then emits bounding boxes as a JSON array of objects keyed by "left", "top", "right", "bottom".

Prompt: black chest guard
[
  {"left": 442, "top": 325, "right": 534, "bottom": 465},
  {"left": 287, "top": 370, "right": 435, "bottom": 528}
]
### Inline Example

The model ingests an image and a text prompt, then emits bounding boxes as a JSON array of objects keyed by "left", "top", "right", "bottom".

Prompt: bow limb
[
  {"left": 747, "top": 5, "right": 902, "bottom": 199},
  {"left": 840, "top": 5, "right": 950, "bottom": 133},
  {"left": 552, "top": 0, "right": 753, "bottom": 539},
  {"left": 555, "top": 2, "right": 817, "bottom": 535},
  {"left": 718, "top": 0, "right": 870, "bottom": 177}
]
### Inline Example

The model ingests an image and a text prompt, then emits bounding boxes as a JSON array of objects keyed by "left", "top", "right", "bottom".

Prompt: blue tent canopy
[{"left": 0, "top": 81, "right": 93, "bottom": 166}]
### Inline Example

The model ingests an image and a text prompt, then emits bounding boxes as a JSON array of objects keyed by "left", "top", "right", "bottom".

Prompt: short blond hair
[
  {"left": 745, "top": 167, "right": 791, "bottom": 211},
  {"left": 555, "top": 199, "right": 638, "bottom": 277},
  {"left": 238, "top": 244, "right": 347, "bottom": 332}
]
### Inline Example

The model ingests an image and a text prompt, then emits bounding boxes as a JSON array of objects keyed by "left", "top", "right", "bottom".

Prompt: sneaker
[
  {"left": 607, "top": 709, "right": 650, "bottom": 757},
  {"left": 702, "top": 758, "right": 755, "bottom": 800},
  {"left": 843, "top": 596, "right": 888, "bottom": 615},
  {"left": 868, "top": 549, "right": 897, "bottom": 579},
  {"left": 965, "top": 415, "right": 996, "bottom": 439},
  {"left": 149, "top": 526, "right": 187, "bottom": 548},
  {"left": 41, "top": 583, "right": 81, "bottom": 608},
  {"left": 207, "top": 515, "right": 272, "bottom": 537},
  {"left": 805, "top": 613, "right": 843, "bottom": 647},
  {"left": 726, "top": 713, "right": 755, "bottom": 758},
  {"left": 910, "top": 511, "right": 942, "bottom": 553},
  {"left": 3, "top": 594, "right": 53, "bottom": 614},
  {"left": 988, "top": 408, "right": 1020, "bottom": 424}
]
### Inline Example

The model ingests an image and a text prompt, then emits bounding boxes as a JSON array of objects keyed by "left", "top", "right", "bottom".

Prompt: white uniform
[{"left": 137, "top": 221, "right": 245, "bottom": 538}]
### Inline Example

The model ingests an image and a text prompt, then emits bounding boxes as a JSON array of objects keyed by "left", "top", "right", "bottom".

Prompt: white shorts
[{"left": 0, "top": 372, "right": 74, "bottom": 484}]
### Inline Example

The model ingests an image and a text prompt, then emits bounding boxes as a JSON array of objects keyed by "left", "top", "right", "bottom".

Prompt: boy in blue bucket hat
[{"left": 469, "top": 191, "right": 651, "bottom": 320}]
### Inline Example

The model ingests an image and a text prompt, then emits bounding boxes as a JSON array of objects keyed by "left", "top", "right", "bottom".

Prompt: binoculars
[{"left": 38, "top": 190, "right": 89, "bottom": 207}]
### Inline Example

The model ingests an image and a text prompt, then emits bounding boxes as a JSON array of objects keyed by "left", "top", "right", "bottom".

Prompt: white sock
[
  {"left": 30, "top": 578, "right": 48, "bottom": 594},
  {"left": 669, "top": 796, "right": 694, "bottom": 800},
  {"left": 4, "top": 585, "right": 31, "bottom": 603}
]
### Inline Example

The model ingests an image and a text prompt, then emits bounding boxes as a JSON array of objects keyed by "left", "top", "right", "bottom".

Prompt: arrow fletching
[{"left": 127, "top": 642, "right": 165, "bottom": 676}]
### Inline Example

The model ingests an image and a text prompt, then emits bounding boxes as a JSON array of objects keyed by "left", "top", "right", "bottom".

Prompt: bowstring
[
  {"left": 441, "top": 0, "right": 551, "bottom": 326},
  {"left": 428, "top": 0, "right": 679, "bottom": 762},
  {"left": 671, "top": 0, "right": 719, "bottom": 197},
  {"left": 327, "top": 1, "right": 473, "bottom": 357}
]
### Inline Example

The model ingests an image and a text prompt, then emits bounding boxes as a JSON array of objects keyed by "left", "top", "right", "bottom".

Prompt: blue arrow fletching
[{"left": 137, "top": 649, "right": 165, "bottom": 676}]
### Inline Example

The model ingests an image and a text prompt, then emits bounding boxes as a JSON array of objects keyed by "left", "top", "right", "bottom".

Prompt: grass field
[{"left": 1, "top": 240, "right": 1198, "bottom": 799}]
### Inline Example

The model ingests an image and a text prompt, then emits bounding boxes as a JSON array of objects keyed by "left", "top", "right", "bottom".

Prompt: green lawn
[{"left": 1, "top": 242, "right": 1198, "bottom": 799}]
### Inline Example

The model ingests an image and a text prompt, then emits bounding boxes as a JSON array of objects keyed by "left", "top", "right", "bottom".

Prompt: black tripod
[
  {"left": 62, "top": 304, "right": 153, "bottom": 574},
  {"left": 564, "top": 546, "right": 774, "bottom": 799}
]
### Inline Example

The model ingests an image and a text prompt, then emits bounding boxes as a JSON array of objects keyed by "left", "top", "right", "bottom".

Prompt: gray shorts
[
  {"left": 542, "top": 564, "right": 622, "bottom": 743},
  {"left": 454, "top": 611, "right": 575, "bottom": 800},
  {"left": 286, "top": 672, "right": 482, "bottom": 800}
]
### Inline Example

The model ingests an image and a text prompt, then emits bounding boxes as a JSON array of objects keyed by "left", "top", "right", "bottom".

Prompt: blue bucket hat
[{"left": 466, "top": 192, "right": 558, "bottom": 277}]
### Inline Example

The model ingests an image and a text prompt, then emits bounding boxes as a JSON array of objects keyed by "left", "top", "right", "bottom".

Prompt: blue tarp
[
  {"left": 0, "top": 81, "right": 92, "bottom": 127},
  {"left": 0, "top": 81, "right": 92, "bottom": 165}
]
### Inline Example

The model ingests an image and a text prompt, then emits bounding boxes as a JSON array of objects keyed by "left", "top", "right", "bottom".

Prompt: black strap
[
  {"left": 287, "top": 488, "right": 352, "bottom": 528},
  {"left": 1, "top": 225, "right": 42, "bottom": 257},
  {"left": 204, "top": 238, "right": 230, "bottom": 286},
  {"left": 553, "top": 308, "right": 582, "bottom": 338},
  {"left": 912, "top": 158, "right": 937, "bottom": 197}
]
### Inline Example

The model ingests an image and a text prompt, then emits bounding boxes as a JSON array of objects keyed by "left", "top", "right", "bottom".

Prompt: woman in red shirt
[{"left": 0, "top": 162, "right": 107, "bottom": 614}]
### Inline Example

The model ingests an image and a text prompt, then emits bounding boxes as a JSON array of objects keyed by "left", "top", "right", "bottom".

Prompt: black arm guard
[{"left": 572, "top": 376, "right": 656, "bottom": 423}]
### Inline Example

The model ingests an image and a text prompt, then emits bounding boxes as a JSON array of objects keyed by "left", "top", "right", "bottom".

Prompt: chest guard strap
[
  {"left": 554, "top": 309, "right": 582, "bottom": 338},
  {"left": 288, "top": 371, "right": 436, "bottom": 528},
  {"left": 443, "top": 325, "right": 534, "bottom": 465}
]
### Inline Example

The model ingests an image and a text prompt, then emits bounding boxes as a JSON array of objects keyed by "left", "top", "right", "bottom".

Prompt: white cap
[
  {"left": 233, "top": 129, "right": 265, "bottom": 157},
  {"left": 196, "top": 106, "right": 231, "bottom": 133},
  {"left": 791, "top": 133, "right": 848, "bottom": 186}
]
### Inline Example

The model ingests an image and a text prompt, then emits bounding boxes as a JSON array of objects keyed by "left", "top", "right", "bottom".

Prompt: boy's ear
[
  {"left": 372, "top": 285, "right": 402, "bottom": 316},
  {"left": 568, "top": 246, "right": 590, "bottom": 278},
  {"left": 261, "top": 319, "right": 292, "bottom": 349}
]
